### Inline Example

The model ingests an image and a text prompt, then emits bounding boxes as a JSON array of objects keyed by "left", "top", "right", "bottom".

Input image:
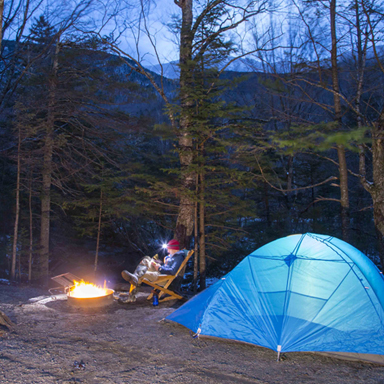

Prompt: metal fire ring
[{"left": 67, "top": 289, "right": 115, "bottom": 308}]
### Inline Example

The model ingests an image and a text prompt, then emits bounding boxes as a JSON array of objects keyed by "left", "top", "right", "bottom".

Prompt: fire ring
[{"left": 67, "top": 288, "right": 115, "bottom": 308}]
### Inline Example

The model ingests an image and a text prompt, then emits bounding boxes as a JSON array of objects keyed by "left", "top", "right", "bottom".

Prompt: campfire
[
  {"left": 68, "top": 280, "right": 110, "bottom": 298},
  {"left": 66, "top": 280, "right": 114, "bottom": 308}
]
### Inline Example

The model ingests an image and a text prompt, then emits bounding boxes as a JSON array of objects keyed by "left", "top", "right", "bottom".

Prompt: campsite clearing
[{"left": 0, "top": 283, "right": 383, "bottom": 383}]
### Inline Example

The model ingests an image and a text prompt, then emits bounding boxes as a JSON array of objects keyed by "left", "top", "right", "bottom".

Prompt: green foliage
[
  {"left": 8, "top": 19, "right": 162, "bottom": 273},
  {"left": 1, "top": 1, "right": 382, "bottom": 280},
  {"left": 269, "top": 123, "right": 371, "bottom": 154},
  {"left": 29, "top": 15, "right": 56, "bottom": 45}
]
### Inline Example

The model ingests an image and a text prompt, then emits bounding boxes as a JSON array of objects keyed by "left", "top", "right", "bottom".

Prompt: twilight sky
[
  {"left": 7, "top": 0, "right": 270, "bottom": 68},
  {"left": 114, "top": 0, "right": 181, "bottom": 66},
  {"left": 17, "top": 0, "right": 182, "bottom": 66}
]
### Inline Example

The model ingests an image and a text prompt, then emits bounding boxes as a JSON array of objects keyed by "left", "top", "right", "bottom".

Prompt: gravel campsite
[
  {"left": 2, "top": 0, "right": 384, "bottom": 383},
  {"left": 1, "top": 283, "right": 384, "bottom": 384}
]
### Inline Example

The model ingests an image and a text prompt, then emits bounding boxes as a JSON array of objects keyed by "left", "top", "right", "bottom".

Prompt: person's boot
[
  {"left": 121, "top": 270, "right": 138, "bottom": 286},
  {"left": 118, "top": 291, "right": 137, "bottom": 304},
  {"left": 123, "top": 294, "right": 137, "bottom": 303}
]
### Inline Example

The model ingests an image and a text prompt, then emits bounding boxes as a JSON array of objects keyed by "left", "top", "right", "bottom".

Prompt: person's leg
[
  {"left": 119, "top": 267, "right": 144, "bottom": 303},
  {"left": 120, "top": 257, "right": 156, "bottom": 303},
  {"left": 142, "top": 270, "right": 159, "bottom": 282},
  {"left": 139, "top": 256, "right": 160, "bottom": 282},
  {"left": 121, "top": 257, "right": 151, "bottom": 285}
]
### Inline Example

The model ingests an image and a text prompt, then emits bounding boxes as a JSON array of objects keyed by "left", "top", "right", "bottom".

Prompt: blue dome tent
[{"left": 166, "top": 233, "right": 384, "bottom": 363}]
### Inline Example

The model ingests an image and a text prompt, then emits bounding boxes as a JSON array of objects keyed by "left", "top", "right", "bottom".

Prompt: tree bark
[
  {"left": 263, "top": 182, "right": 270, "bottom": 227},
  {"left": 284, "top": 154, "right": 294, "bottom": 231},
  {"left": 94, "top": 189, "right": 103, "bottom": 272},
  {"left": 29, "top": 173, "right": 33, "bottom": 282},
  {"left": 0, "top": 0, "right": 4, "bottom": 52},
  {"left": 199, "top": 171, "right": 206, "bottom": 290},
  {"left": 193, "top": 173, "right": 199, "bottom": 293},
  {"left": 356, "top": 0, "right": 384, "bottom": 267},
  {"left": 11, "top": 128, "right": 21, "bottom": 280},
  {"left": 356, "top": 0, "right": 367, "bottom": 184},
  {"left": 175, "top": 0, "right": 195, "bottom": 249},
  {"left": 337, "top": 146, "right": 349, "bottom": 241},
  {"left": 39, "top": 39, "right": 60, "bottom": 282},
  {"left": 330, "top": 0, "right": 349, "bottom": 241},
  {"left": 370, "top": 111, "right": 384, "bottom": 268}
]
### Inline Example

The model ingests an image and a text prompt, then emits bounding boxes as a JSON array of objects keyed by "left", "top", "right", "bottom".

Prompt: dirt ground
[{"left": 1, "top": 283, "right": 384, "bottom": 384}]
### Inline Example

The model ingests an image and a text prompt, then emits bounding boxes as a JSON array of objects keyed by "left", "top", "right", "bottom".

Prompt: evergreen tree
[{"left": 11, "top": 20, "right": 144, "bottom": 282}]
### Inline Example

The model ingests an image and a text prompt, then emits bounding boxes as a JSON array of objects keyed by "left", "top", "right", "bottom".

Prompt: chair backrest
[{"left": 175, "top": 250, "right": 194, "bottom": 277}]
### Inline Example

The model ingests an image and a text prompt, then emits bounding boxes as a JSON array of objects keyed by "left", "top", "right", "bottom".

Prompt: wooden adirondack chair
[{"left": 142, "top": 249, "right": 194, "bottom": 303}]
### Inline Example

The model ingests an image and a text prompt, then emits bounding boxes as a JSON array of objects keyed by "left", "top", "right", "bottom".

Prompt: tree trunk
[
  {"left": 94, "top": 189, "right": 103, "bottom": 272},
  {"left": 40, "top": 124, "right": 54, "bottom": 280},
  {"left": 11, "top": 128, "right": 21, "bottom": 280},
  {"left": 372, "top": 181, "right": 384, "bottom": 269},
  {"left": 199, "top": 171, "right": 206, "bottom": 290},
  {"left": 0, "top": 0, "right": 4, "bottom": 52},
  {"left": 263, "top": 182, "right": 270, "bottom": 227},
  {"left": 356, "top": 0, "right": 367, "bottom": 186},
  {"left": 337, "top": 146, "right": 349, "bottom": 241},
  {"left": 29, "top": 173, "right": 33, "bottom": 282},
  {"left": 371, "top": 112, "right": 384, "bottom": 268},
  {"left": 284, "top": 154, "right": 294, "bottom": 231},
  {"left": 175, "top": 0, "right": 195, "bottom": 249},
  {"left": 39, "top": 39, "right": 60, "bottom": 282},
  {"left": 355, "top": 0, "right": 384, "bottom": 266},
  {"left": 330, "top": 0, "right": 349, "bottom": 241},
  {"left": 193, "top": 174, "right": 199, "bottom": 293}
]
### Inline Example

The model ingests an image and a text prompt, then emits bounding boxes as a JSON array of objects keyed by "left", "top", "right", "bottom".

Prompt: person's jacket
[{"left": 158, "top": 250, "right": 185, "bottom": 275}]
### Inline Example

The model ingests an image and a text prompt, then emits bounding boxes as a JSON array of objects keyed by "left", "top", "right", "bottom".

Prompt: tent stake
[{"left": 277, "top": 345, "right": 282, "bottom": 362}]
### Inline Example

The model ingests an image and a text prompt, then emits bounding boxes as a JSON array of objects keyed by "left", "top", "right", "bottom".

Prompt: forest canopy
[{"left": 0, "top": 0, "right": 383, "bottom": 289}]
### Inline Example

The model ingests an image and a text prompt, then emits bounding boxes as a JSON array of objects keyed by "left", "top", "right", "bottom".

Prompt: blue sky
[
  {"left": 3, "top": 0, "right": 272, "bottom": 69},
  {"left": 2, "top": 0, "right": 181, "bottom": 67},
  {"left": 106, "top": 0, "right": 181, "bottom": 66}
]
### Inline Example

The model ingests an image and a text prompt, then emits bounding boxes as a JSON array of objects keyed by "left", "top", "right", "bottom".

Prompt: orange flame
[{"left": 68, "top": 280, "right": 109, "bottom": 298}]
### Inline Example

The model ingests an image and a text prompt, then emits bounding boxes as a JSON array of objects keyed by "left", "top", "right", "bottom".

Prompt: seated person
[{"left": 119, "top": 239, "right": 185, "bottom": 303}]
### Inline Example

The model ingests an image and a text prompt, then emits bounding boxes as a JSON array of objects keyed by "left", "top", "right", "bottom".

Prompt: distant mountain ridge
[
  {"left": 146, "top": 44, "right": 384, "bottom": 79},
  {"left": 146, "top": 57, "right": 264, "bottom": 79}
]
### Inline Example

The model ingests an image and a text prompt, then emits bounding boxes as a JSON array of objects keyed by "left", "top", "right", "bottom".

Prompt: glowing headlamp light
[{"left": 162, "top": 243, "right": 168, "bottom": 249}]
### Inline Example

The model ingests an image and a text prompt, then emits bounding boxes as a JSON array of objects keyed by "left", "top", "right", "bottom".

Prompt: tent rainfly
[{"left": 166, "top": 233, "right": 384, "bottom": 364}]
